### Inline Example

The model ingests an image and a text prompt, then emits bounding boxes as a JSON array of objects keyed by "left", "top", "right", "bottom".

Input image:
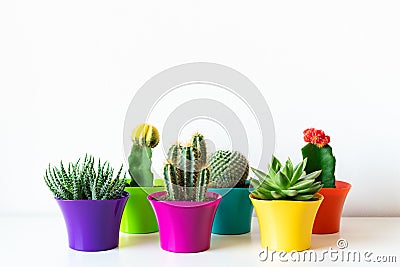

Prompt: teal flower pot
[{"left": 208, "top": 185, "right": 254, "bottom": 235}]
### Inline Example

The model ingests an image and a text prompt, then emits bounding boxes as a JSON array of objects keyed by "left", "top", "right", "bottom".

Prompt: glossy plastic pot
[
  {"left": 250, "top": 193, "right": 323, "bottom": 252},
  {"left": 56, "top": 191, "right": 129, "bottom": 252},
  {"left": 148, "top": 191, "right": 221, "bottom": 253},
  {"left": 120, "top": 187, "right": 164, "bottom": 234},
  {"left": 313, "top": 181, "right": 351, "bottom": 234},
  {"left": 208, "top": 186, "right": 254, "bottom": 235}
]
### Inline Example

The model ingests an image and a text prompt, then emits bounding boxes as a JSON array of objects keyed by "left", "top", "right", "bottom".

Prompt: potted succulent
[
  {"left": 43, "top": 155, "right": 128, "bottom": 252},
  {"left": 208, "top": 150, "right": 254, "bottom": 235},
  {"left": 120, "top": 123, "right": 165, "bottom": 234},
  {"left": 301, "top": 128, "right": 351, "bottom": 234},
  {"left": 148, "top": 133, "right": 222, "bottom": 253},
  {"left": 250, "top": 156, "right": 324, "bottom": 252}
]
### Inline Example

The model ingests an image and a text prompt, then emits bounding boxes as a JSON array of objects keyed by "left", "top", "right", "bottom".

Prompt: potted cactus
[
  {"left": 250, "top": 156, "right": 324, "bottom": 252},
  {"left": 207, "top": 150, "right": 254, "bottom": 235},
  {"left": 43, "top": 155, "right": 128, "bottom": 252},
  {"left": 120, "top": 123, "right": 165, "bottom": 234},
  {"left": 301, "top": 128, "right": 351, "bottom": 234},
  {"left": 148, "top": 133, "right": 222, "bottom": 253}
]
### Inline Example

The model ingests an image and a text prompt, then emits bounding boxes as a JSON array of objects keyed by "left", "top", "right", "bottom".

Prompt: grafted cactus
[
  {"left": 301, "top": 128, "right": 336, "bottom": 188},
  {"left": 128, "top": 123, "right": 160, "bottom": 187},
  {"left": 163, "top": 133, "right": 211, "bottom": 201}
]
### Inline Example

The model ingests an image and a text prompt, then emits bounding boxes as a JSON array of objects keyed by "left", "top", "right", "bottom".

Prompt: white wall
[{"left": 1, "top": 0, "right": 399, "bottom": 216}]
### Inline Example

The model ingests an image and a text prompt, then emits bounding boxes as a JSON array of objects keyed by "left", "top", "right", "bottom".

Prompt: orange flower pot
[{"left": 312, "top": 181, "right": 351, "bottom": 234}]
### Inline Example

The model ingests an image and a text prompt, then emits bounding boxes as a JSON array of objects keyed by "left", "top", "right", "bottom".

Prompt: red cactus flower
[{"left": 303, "top": 128, "right": 330, "bottom": 148}]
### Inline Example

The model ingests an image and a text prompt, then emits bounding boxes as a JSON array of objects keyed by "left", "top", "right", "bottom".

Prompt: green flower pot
[{"left": 120, "top": 187, "right": 164, "bottom": 234}]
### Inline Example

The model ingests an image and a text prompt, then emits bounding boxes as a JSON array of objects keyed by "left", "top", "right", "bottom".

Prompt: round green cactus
[{"left": 209, "top": 150, "right": 249, "bottom": 188}]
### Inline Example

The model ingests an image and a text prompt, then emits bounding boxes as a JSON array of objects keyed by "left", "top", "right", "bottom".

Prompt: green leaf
[
  {"left": 288, "top": 179, "right": 315, "bottom": 190},
  {"left": 255, "top": 187, "right": 275, "bottom": 199},
  {"left": 249, "top": 177, "right": 260, "bottom": 189},
  {"left": 283, "top": 158, "right": 294, "bottom": 178},
  {"left": 294, "top": 194, "right": 314, "bottom": 201},
  {"left": 272, "top": 171, "right": 290, "bottom": 189},
  {"left": 297, "top": 183, "right": 323, "bottom": 195},
  {"left": 251, "top": 167, "right": 269, "bottom": 181},
  {"left": 281, "top": 189, "right": 298, "bottom": 197},
  {"left": 291, "top": 160, "right": 304, "bottom": 185},
  {"left": 260, "top": 178, "right": 280, "bottom": 190},
  {"left": 271, "top": 156, "right": 282, "bottom": 173},
  {"left": 268, "top": 166, "right": 277, "bottom": 180},
  {"left": 251, "top": 190, "right": 273, "bottom": 200},
  {"left": 271, "top": 191, "right": 284, "bottom": 199},
  {"left": 298, "top": 170, "right": 322, "bottom": 181},
  {"left": 281, "top": 164, "right": 290, "bottom": 181}
]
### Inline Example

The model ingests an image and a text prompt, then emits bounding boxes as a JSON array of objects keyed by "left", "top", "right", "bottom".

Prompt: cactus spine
[
  {"left": 128, "top": 123, "right": 160, "bottom": 187},
  {"left": 209, "top": 150, "right": 250, "bottom": 188},
  {"left": 163, "top": 133, "right": 211, "bottom": 201}
]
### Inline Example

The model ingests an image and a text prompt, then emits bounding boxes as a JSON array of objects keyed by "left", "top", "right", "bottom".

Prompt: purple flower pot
[
  {"left": 56, "top": 191, "right": 129, "bottom": 252},
  {"left": 148, "top": 191, "right": 221, "bottom": 253}
]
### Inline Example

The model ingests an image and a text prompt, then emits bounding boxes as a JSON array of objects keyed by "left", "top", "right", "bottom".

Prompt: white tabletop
[{"left": 1, "top": 216, "right": 399, "bottom": 267}]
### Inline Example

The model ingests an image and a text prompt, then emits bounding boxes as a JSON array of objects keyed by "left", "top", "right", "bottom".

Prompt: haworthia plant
[{"left": 44, "top": 155, "right": 126, "bottom": 200}]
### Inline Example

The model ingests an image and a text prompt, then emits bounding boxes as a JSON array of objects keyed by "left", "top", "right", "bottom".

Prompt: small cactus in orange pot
[{"left": 301, "top": 128, "right": 351, "bottom": 234}]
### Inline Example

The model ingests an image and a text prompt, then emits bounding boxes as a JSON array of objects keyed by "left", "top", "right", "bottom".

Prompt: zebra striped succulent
[{"left": 44, "top": 155, "right": 126, "bottom": 200}]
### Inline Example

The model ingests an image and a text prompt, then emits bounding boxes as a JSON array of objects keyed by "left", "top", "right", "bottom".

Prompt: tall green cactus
[
  {"left": 301, "top": 128, "right": 336, "bottom": 188},
  {"left": 209, "top": 150, "right": 249, "bottom": 188},
  {"left": 163, "top": 133, "right": 211, "bottom": 201},
  {"left": 128, "top": 123, "right": 160, "bottom": 187},
  {"left": 192, "top": 133, "right": 207, "bottom": 168}
]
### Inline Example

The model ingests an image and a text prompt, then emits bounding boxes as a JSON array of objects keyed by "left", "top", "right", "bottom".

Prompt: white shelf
[{"left": 1, "top": 216, "right": 399, "bottom": 267}]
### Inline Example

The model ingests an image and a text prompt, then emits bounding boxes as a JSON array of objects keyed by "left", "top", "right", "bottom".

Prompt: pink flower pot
[{"left": 148, "top": 191, "right": 221, "bottom": 253}]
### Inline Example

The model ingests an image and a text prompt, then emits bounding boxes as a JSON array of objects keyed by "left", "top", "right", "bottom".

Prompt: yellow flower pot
[{"left": 250, "top": 193, "right": 323, "bottom": 252}]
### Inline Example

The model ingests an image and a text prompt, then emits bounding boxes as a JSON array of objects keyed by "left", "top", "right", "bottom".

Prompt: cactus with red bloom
[{"left": 301, "top": 128, "right": 336, "bottom": 188}]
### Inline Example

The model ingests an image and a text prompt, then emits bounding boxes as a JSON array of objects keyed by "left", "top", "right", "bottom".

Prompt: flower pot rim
[
  {"left": 55, "top": 191, "right": 130, "bottom": 202},
  {"left": 320, "top": 180, "right": 351, "bottom": 191},
  {"left": 148, "top": 191, "right": 222, "bottom": 208},
  {"left": 208, "top": 186, "right": 253, "bottom": 191},
  {"left": 124, "top": 186, "right": 165, "bottom": 189},
  {"left": 249, "top": 193, "right": 324, "bottom": 203}
]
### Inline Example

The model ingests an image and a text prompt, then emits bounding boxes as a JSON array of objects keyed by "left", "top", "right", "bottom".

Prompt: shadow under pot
[
  {"left": 120, "top": 186, "right": 164, "bottom": 234},
  {"left": 208, "top": 185, "right": 254, "bottom": 235},
  {"left": 56, "top": 191, "right": 129, "bottom": 252},
  {"left": 250, "top": 193, "right": 324, "bottom": 252},
  {"left": 313, "top": 181, "right": 351, "bottom": 234},
  {"left": 148, "top": 191, "right": 221, "bottom": 253}
]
